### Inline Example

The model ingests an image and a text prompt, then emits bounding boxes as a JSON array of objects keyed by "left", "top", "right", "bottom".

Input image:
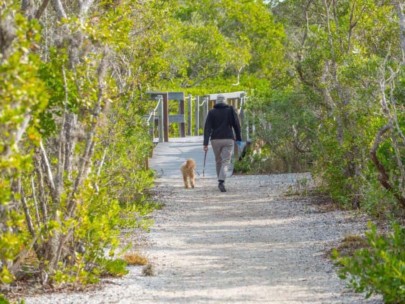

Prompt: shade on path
[
  {"left": 149, "top": 136, "right": 218, "bottom": 178},
  {"left": 25, "top": 142, "right": 383, "bottom": 304}
]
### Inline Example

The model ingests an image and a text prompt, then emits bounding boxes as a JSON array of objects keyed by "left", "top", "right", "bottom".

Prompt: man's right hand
[{"left": 203, "top": 145, "right": 208, "bottom": 152}]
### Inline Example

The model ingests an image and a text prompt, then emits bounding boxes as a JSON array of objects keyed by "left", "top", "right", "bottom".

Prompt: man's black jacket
[{"left": 203, "top": 103, "right": 242, "bottom": 146}]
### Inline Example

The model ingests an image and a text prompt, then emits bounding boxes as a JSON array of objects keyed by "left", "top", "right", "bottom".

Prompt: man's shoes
[{"left": 218, "top": 182, "right": 226, "bottom": 192}]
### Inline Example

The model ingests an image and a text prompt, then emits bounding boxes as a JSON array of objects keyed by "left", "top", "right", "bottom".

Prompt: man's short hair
[{"left": 217, "top": 94, "right": 226, "bottom": 103}]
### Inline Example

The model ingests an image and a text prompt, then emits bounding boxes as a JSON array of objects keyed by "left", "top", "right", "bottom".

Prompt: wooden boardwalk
[{"left": 149, "top": 136, "right": 217, "bottom": 178}]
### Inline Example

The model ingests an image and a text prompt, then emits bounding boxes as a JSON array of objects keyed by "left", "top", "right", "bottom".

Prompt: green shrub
[
  {"left": 0, "top": 295, "right": 9, "bottom": 304},
  {"left": 0, "top": 294, "right": 24, "bottom": 304},
  {"left": 332, "top": 222, "right": 405, "bottom": 303},
  {"left": 234, "top": 157, "right": 252, "bottom": 174},
  {"left": 101, "top": 259, "right": 128, "bottom": 277},
  {"left": 359, "top": 176, "right": 400, "bottom": 219}
]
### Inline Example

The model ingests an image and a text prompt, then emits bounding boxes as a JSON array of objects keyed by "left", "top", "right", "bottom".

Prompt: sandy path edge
[{"left": 25, "top": 173, "right": 383, "bottom": 304}]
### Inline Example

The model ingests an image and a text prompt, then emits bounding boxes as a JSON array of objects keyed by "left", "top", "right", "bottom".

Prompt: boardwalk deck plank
[{"left": 149, "top": 136, "right": 217, "bottom": 178}]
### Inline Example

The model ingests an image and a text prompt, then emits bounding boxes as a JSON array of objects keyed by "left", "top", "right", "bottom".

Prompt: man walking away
[{"left": 203, "top": 94, "right": 242, "bottom": 192}]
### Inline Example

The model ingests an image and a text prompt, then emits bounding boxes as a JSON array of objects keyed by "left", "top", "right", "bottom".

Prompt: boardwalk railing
[
  {"left": 194, "top": 96, "right": 209, "bottom": 136},
  {"left": 146, "top": 95, "right": 164, "bottom": 143},
  {"left": 146, "top": 91, "right": 251, "bottom": 143}
]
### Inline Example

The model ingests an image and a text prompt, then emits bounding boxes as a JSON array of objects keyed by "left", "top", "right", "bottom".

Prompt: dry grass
[
  {"left": 335, "top": 234, "right": 368, "bottom": 257},
  {"left": 311, "top": 195, "right": 343, "bottom": 213},
  {"left": 123, "top": 252, "right": 148, "bottom": 266},
  {"left": 23, "top": 250, "right": 39, "bottom": 265}
]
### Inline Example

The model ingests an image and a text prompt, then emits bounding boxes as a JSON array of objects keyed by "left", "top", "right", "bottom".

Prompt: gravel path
[{"left": 26, "top": 173, "right": 382, "bottom": 304}]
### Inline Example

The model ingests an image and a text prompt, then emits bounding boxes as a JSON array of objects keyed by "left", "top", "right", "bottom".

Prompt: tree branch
[
  {"left": 3, "top": 114, "right": 31, "bottom": 159},
  {"left": 51, "top": 0, "right": 67, "bottom": 19},
  {"left": 39, "top": 140, "right": 59, "bottom": 206},
  {"left": 18, "top": 177, "right": 36, "bottom": 238},
  {"left": 370, "top": 123, "right": 392, "bottom": 189},
  {"left": 79, "top": 0, "right": 95, "bottom": 22},
  {"left": 34, "top": 153, "right": 48, "bottom": 225},
  {"left": 55, "top": 65, "right": 70, "bottom": 197},
  {"left": 93, "top": 147, "right": 108, "bottom": 192},
  {"left": 15, "top": 114, "right": 31, "bottom": 150},
  {"left": 370, "top": 122, "right": 405, "bottom": 208},
  {"left": 68, "top": 49, "right": 110, "bottom": 215},
  {"left": 35, "top": 0, "right": 51, "bottom": 19},
  {"left": 31, "top": 176, "right": 41, "bottom": 228},
  {"left": 21, "top": 0, "right": 36, "bottom": 19},
  {"left": 0, "top": 11, "right": 17, "bottom": 60},
  {"left": 393, "top": 1, "right": 405, "bottom": 62},
  {"left": 292, "top": 125, "right": 311, "bottom": 153}
]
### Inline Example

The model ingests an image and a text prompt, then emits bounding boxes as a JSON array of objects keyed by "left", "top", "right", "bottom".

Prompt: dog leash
[{"left": 202, "top": 150, "right": 207, "bottom": 177}]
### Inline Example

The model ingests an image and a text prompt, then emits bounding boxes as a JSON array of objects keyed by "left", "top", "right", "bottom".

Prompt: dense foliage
[
  {"left": 332, "top": 223, "right": 405, "bottom": 303},
  {"left": 257, "top": 0, "right": 405, "bottom": 216},
  {"left": 0, "top": 0, "right": 404, "bottom": 302},
  {"left": 259, "top": 1, "right": 405, "bottom": 301},
  {"left": 0, "top": 0, "right": 284, "bottom": 298},
  {"left": 0, "top": 0, "right": 168, "bottom": 292}
]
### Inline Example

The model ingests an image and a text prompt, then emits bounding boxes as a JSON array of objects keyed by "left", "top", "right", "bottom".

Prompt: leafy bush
[
  {"left": 234, "top": 157, "right": 252, "bottom": 174},
  {"left": 359, "top": 176, "right": 401, "bottom": 219},
  {"left": 0, "top": 2, "right": 157, "bottom": 292},
  {"left": 101, "top": 259, "right": 128, "bottom": 278},
  {"left": 234, "top": 145, "right": 263, "bottom": 174},
  {"left": 0, "top": 294, "right": 24, "bottom": 304},
  {"left": 332, "top": 223, "right": 405, "bottom": 303},
  {"left": 0, "top": 295, "right": 9, "bottom": 304}
]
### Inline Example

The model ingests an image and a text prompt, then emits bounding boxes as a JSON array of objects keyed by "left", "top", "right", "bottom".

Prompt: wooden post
[
  {"left": 187, "top": 94, "right": 192, "bottom": 136},
  {"left": 203, "top": 97, "right": 209, "bottom": 125},
  {"left": 179, "top": 96, "right": 185, "bottom": 137},
  {"left": 187, "top": 94, "right": 193, "bottom": 136},
  {"left": 163, "top": 93, "right": 169, "bottom": 142},
  {"left": 158, "top": 95, "right": 164, "bottom": 143},
  {"left": 245, "top": 111, "right": 249, "bottom": 142},
  {"left": 195, "top": 96, "right": 200, "bottom": 136},
  {"left": 149, "top": 112, "right": 154, "bottom": 140}
]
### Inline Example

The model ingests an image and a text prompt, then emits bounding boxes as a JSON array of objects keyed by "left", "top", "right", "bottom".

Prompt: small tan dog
[{"left": 180, "top": 159, "right": 196, "bottom": 189}]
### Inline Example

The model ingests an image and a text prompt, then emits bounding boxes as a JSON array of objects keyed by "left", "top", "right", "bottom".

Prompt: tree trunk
[
  {"left": 393, "top": 1, "right": 405, "bottom": 61},
  {"left": 370, "top": 123, "right": 405, "bottom": 208}
]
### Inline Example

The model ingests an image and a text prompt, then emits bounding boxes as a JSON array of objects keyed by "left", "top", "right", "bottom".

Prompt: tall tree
[
  {"left": 0, "top": 0, "right": 172, "bottom": 287},
  {"left": 160, "top": 0, "right": 285, "bottom": 90},
  {"left": 267, "top": 0, "right": 405, "bottom": 211}
]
